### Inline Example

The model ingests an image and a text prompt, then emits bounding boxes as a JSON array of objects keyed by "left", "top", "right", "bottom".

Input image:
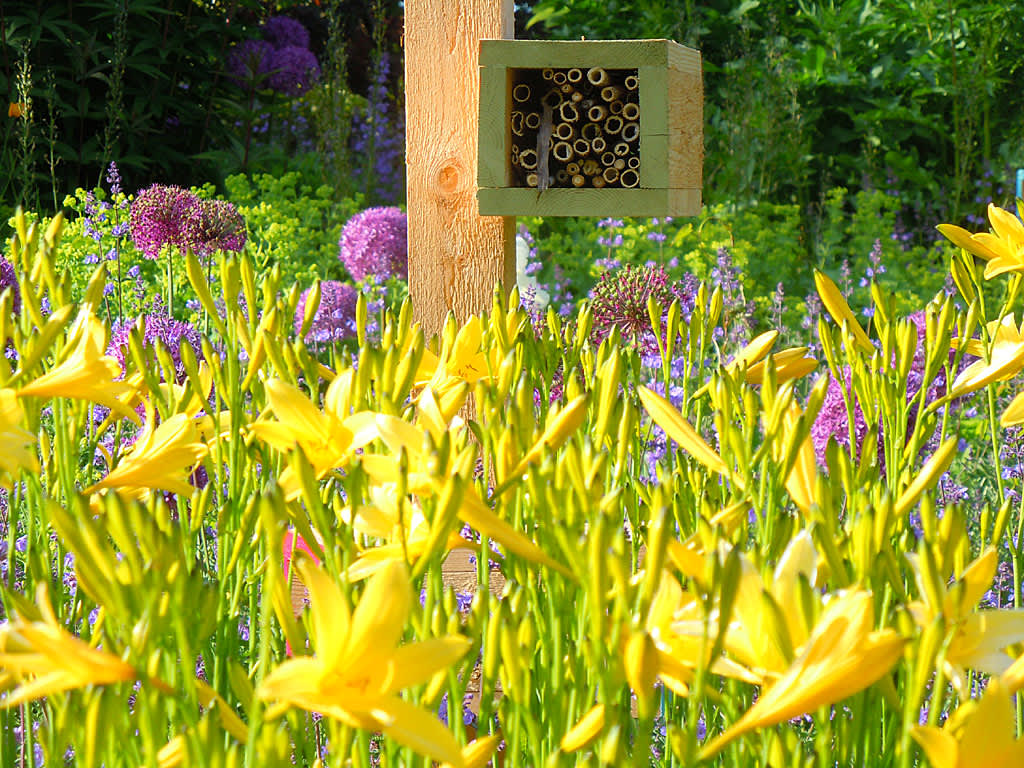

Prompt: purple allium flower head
[
  {"left": 294, "top": 281, "right": 359, "bottom": 344},
  {"left": 192, "top": 199, "right": 247, "bottom": 255},
  {"left": 261, "top": 16, "right": 310, "bottom": 51},
  {"left": 0, "top": 258, "right": 20, "bottom": 316},
  {"left": 108, "top": 314, "right": 204, "bottom": 384},
  {"left": 589, "top": 264, "right": 682, "bottom": 354},
  {"left": 227, "top": 39, "right": 274, "bottom": 88},
  {"left": 339, "top": 206, "right": 408, "bottom": 282},
  {"left": 267, "top": 46, "right": 320, "bottom": 96},
  {"left": 129, "top": 184, "right": 202, "bottom": 258}
]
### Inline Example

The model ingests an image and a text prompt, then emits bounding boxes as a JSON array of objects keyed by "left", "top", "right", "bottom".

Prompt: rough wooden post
[{"left": 405, "top": 0, "right": 517, "bottom": 339}]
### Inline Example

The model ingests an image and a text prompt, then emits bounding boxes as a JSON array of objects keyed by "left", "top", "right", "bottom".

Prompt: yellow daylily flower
[
  {"left": 700, "top": 589, "right": 904, "bottom": 759},
  {"left": 0, "top": 388, "right": 38, "bottom": 485},
  {"left": 1001, "top": 390, "right": 1024, "bottom": 427},
  {"left": 775, "top": 402, "right": 817, "bottom": 516},
  {"left": 0, "top": 584, "right": 136, "bottom": 708},
  {"left": 364, "top": 388, "right": 574, "bottom": 578},
  {"left": 416, "top": 314, "right": 507, "bottom": 396},
  {"left": 906, "top": 547, "right": 1024, "bottom": 694},
  {"left": 560, "top": 703, "right": 606, "bottom": 753},
  {"left": 948, "top": 315, "right": 1024, "bottom": 399},
  {"left": 17, "top": 310, "right": 138, "bottom": 419},
  {"left": 248, "top": 371, "right": 380, "bottom": 497},
  {"left": 258, "top": 559, "right": 472, "bottom": 767},
  {"left": 813, "top": 269, "right": 874, "bottom": 352},
  {"left": 342, "top": 485, "right": 468, "bottom": 581},
  {"left": 912, "top": 678, "right": 1024, "bottom": 768},
  {"left": 87, "top": 407, "right": 208, "bottom": 497},
  {"left": 745, "top": 347, "right": 818, "bottom": 387},
  {"left": 938, "top": 201, "right": 1024, "bottom": 279}
]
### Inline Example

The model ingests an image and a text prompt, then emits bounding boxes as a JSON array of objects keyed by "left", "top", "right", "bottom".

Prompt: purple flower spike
[
  {"left": 267, "top": 46, "right": 320, "bottom": 96},
  {"left": 261, "top": 16, "right": 310, "bottom": 51},
  {"left": 0, "top": 258, "right": 20, "bottom": 316},
  {"left": 338, "top": 206, "right": 408, "bottom": 282},
  {"left": 129, "top": 184, "right": 202, "bottom": 259},
  {"left": 108, "top": 314, "right": 203, "bottom": 384},
  {"left": 294, "top": 281, "right": 359, "bottom": 345}
]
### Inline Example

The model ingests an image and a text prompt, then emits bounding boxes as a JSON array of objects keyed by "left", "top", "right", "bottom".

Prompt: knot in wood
[{"left": 435, "top": 158, "right": 467, "bottom": 198}]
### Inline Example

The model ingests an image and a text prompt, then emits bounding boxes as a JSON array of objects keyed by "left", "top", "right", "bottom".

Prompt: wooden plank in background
[
  {"left": 477, "top": 187, "right": 701, "bottom": 217},
  {"left": 405, "top": 0, "right": 516, "bottom": 339},
  {"left": 480, "top": 38, "right": 673, "bottom": 69}
]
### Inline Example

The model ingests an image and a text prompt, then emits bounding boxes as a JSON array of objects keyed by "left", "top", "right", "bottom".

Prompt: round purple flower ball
[
  {"left": 227, "top": 38, "right": 274, "bottom": 89},
  {"left": 338, "top": 206, "right": 408, "bottom": 282},
  {"left": 261, "top": 16, "right": 310, "bottom": 51},
  {"left": 129, "top": 184, "right": 202, "bottom": 259},
  {"left": 267, "top": 46, "right": 320, "bottom": 96},
  {"left": 192, "top": 199, "right": 247, "bottom": 255},
  {"left": 0, "top": 258, "right": 20, "bottom": 316},
  {"left": 589, "top": 264, "right": 682, "bottom": 355},
  {"left": 108, "top": 314, "right": 204, "bottom": 383},
  {"left": 294, "top": 281, "right": 359, "bottom": 345}
]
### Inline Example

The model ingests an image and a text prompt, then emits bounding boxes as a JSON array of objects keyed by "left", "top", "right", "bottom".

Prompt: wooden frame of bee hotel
[{"left": 477, "top": 39, "right": 702, "bottom": 217}]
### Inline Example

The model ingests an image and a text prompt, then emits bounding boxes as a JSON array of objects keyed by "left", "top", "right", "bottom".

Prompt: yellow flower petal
[
  {"left": 560, "top": 703, "right": 605, "bottom": 752},
  {"left": 638, "top": 386, "right": 729, "bottom": 476},
  {"left": 813, "top": 270, "right": 873, "bottom": 352}
]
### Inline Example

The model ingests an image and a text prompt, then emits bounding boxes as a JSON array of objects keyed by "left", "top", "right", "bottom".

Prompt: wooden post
[{"left": 405, "top": 0, "right": 516, "bottom": 339}]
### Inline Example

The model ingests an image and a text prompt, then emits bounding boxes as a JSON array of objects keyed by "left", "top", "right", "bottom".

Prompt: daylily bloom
[
  {"left": 744, "top": 347, "right": 818, "bottom": 387},
  {"left": 912, "top": 678, "right": 1024, "bottom": 768},
  {"left": 342, "top": 485, "right": 469, "bottom": 581},
  {"left": 416, "top": 312, "right": 523, "bottom": 396},
  {"left": 0, "top": 388, "right": 37, "bottom": 485},
  {"left": 248, "top": 370, "right": 380, "bottom": 497},
  {"left": 561, "top": 703, "right": 606, "bottom": 753},
  {"left": 906, "top": 547, "right": 1024, "bottom": 694},
  {"left": 948, "top": 315, "right": 1024, "bottom": 399},
  {"left": 700, "top": 589, "right": 904, "bottom": 759},
  {"left": 814, "top": 269, "right": 874, "bottom": 352},
  {"left": 938, "top": 201, "right": 1024, "bottom": 279},
  {"left": 0, "top": 584, "right": 136, "bottom": 708},
  {"left": 17, "top": 310, "right": 139, "bottom": 419},
  {"left": 1001, "top": 389, "right": 1024, "bottom": 427},
  {"left": 258, "top": 559, "right": 473, "bottom": 766},
  {"left": 87, "top": 407, "right": 208, "bottom": 498}
]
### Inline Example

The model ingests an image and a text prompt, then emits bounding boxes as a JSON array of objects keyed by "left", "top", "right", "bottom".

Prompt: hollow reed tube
[
  {"left": 621, "top": 122, "right": 640, "bottom": 142},
  {"left": 600, "top": 151, "right": 616, "bottom": 167},
  {"left": 621, "top": 102, "right": 640, "bottom": 121},
  {"left": 580, "top": 122, "right": 602, "bottom": 141},
  {"left": 587, "top": 105, "right": 607, "bottom": 122},
  {"left": 608, "top": 100, "right": 624, "bottom": 115},
  {"left": 572, "top": 174, "right": 586, "bottom": 187},
  {"left": 587, "top": 67, "right": 609, "bottom": 86},
  {"left": 553, "top": 122, "right": 575, "bottom": 140},
  {"left": 624, "top": 74, "right": 639, "bottom": 90},
  {"left": 592, "top": 175, "right": 607, "bottom": 188},
  {"left": 567, "top": 68, "right": 583, "bottom": 83},
  {"left": 526, "top": 172, "right": 539, "bottom": 187},
  {"left": 542, "top": 68, "right": 555, "bottom": 80},
  {"left": 613, "top": 158, "right": 626, "bottom": 170},
  {"left": 559, "top": 102, "right": 579, "bottom": 123},
  {"left": 604, "top": 115, "right": 623, "bottom": 135},
  {"left": 566, "top": 162, "right": 580, "bottom": 175},
  {"left": 553, "top": 71, "right": 568, "bottom": 85},
  {"left": 627, "top": 156, "right": 640, "bottom": 169},
  {"left": 519, "top": 148, "right": 538, "bottom": 170},
  {"left": 512, "top": 84, "right": 531, "bottom": 103},
  {"left": 602, "top": 167, "right": 619, "bottom": 184},
  {"left": 556, "top": 169, "right": 569, "bottom": 184},
  {"left": 553, "top": 141, "right": 574, "bottom": 162},
  {"left": 591, "top": 136, "right": 607, "bottom": 153},
  {"left": 613, "top": 141, "right": 630, "bottom": 156},
  {"left": 620, "top": 169, "right": 639, "bottom": 187},
  {"left": 572, "top": 138, "right": 591, "bottom": 157},
  {"left": 525, "top": 112, "right": 541, "bottom": 130},
  {"left": 511, "top": 111, "right": 525, "bottom": 136},
  {"left": 542, "top": 89, "right": 562, "bottom": 109}
]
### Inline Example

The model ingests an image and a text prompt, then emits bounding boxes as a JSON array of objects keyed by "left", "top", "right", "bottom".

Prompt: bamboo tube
[
  {"left": 624, "top": 74, "right": 639, "bottom": 90},
  {"left": 587, "top": 105, "right": 607, "bottom": 122},
  {"left": 620, "top": 169, "right": 639, "bottom": 187},
  {"left": 608, "top": 100, "right": 624, "bottom": 115},
  {"left": 587, "top": 67, "right": 609, "bottom": 86},
  {"left": 511, "top": 111, "right": 525, "bottom": 136},
  {"left": 525, "top": 112, "right": 541, "bottom": 130},
  {"left": 553, "top": 122, "right": 574, "bottom": 140},
  {"left": 602, "top": 167, "right": 619, "bottom": 184},
  {"left": 542, "top": 68, "right": 555, "bottom": 80},
  {"left": 542, "top": 89, "right": 562, "bottom": 109},
  {"left": 572, "top": 138, "right": 590, "bottom": 157},
  {"left": 601, "top": 85, "right": 624, "bottom": 102},
  {"left": 559, "top": 102, "right": 579, "bottom": 123},
  {"left": 553, "top": 71, "right": 567, "bottom": 85},
  {"left": 621, "top": 102, "right": 640, "bottom": 121},
  {"left": 512, "top": 84, "right": 531, "bottom": 103},
  {"left": 571, "top": 174, "right": 586, "bottom": 187},
  {"left": 592, "top": 175, "right": 606, "bottom": 188},
  {"left": 567, "top": 68, "right": 583, "bottom": 83},
  {"left": 526, "top": 172, "right": 539, "bottom": 187},
  {"left": 621, "top": 122, "right": 640, "bottom": 142},
  {"left": 591, "top": 136, "right": 607, "bottom": 153},
  {"left": 613, "top": 141, "right": 630, "bottom": 156},
  {"left": 583, "top": 158, "right": 600, "bottom": 175},
  {"left": 580, "top": 122, "right": 601, "bottom": 141},
  {"left": 519, "top": 148, "right": 538, "bottom": 170},
  {"left": 627, "top": 156, "right": 640, "bottom": 169},
  {"left": 566, "top": 162, "right": 581, "bottom": 175},
  {"left": 613, "top": 158, "right": 626, "bottom": 170},
  {"left": 600, "top": 150, "right": 616, "bottom": 167},
  {"left": 560, "top": 83, "right": 574, "bottom": 95},
  {"left": 604, "top": 115, "right": 623, "bottom": 135},
  {"left": 556, "top": 169, "right": 569, "bottom": 184},
  {"left": 552, "top": 141, "right": 574, "bottom": 162}
]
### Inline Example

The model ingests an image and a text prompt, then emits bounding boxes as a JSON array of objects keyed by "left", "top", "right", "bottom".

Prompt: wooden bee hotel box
[{"left": 477, "top": 39, "right": 702, "bottom": 217}]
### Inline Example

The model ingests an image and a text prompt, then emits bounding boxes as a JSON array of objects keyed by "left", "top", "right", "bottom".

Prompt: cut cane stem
[
  {"left": 621, "top": 122, "right": 640, "bottom": 142},
  {"left": 587, "top": 67, "right": 609, "bottom": 86},
  {"left": 512, "top": 84, "right": 531, "bottom": 102},
  {"left": 621, "top": 102, "right": 640, "bottom": 121},
  {"left": 620, "top": 169, "right": 639, "bottom": 187}
]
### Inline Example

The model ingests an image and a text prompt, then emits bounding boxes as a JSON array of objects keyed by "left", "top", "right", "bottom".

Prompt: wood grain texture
[
  {"left": 667, "top": 51, "right": 703, "bottom": 191},
  {"left": 480, "top": 38, "right": 675, "bottom": 69},
  {"left": 405, "top": 0, "right": 516, "bottom": 339},
  {"left": 478, "top": 186, "right": 701, "bottom": 217}
]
